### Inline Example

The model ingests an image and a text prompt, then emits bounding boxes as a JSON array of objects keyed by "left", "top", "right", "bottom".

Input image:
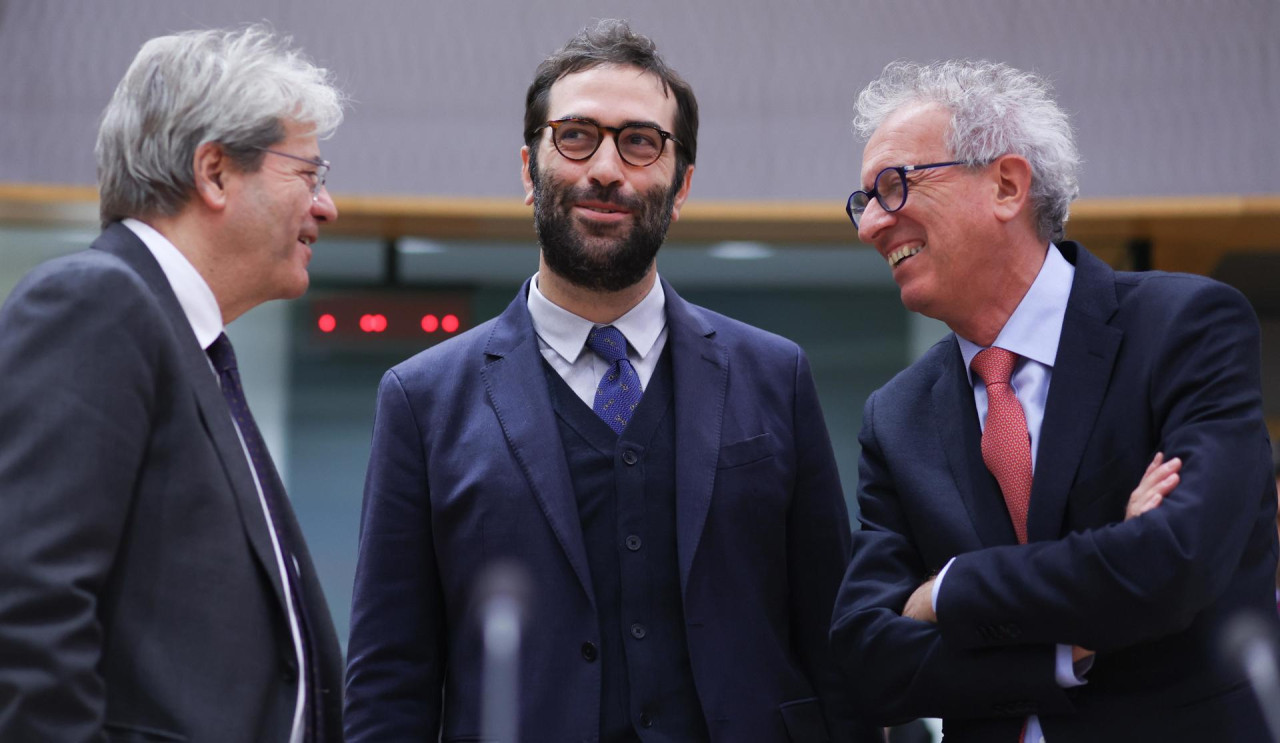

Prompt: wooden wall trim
[{"left": 2, "top": 183, "right": 1277, "bottom": 273}]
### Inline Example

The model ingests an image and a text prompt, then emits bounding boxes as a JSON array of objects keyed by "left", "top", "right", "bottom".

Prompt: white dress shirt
[
  {"left": 526, "top": 273, "right": 668, "bottom": 403},
  {"left": 123, "top": 219, "right": 307, "bottom": 743}
]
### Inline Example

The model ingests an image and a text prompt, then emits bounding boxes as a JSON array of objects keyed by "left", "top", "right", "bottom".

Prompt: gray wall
[{"left": 2, "top": 0, "right": 1277, "bottom": 201}]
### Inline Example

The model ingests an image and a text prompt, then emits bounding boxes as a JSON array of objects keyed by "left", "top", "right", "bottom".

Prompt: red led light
[
  {"left": 421, "top": 314, "right": 439, "bottom": 333},
  {"left": 442, "top": 314, "right": 460, "bottom": 333},
  {"left": 317, "top": 313, "right": 336, "bottom": 333},
  {"left": 359, "top": 314, "right": 388, "bottom": 333}
]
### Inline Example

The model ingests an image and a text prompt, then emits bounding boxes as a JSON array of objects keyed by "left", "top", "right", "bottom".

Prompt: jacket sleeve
[
  {"left": 344, "top": 369, "right": 447, "bottom": 739},
  {"left": 0, "top": 260, "right": 158, "bottom": 740},
  {"left": 830, "top": 389, "right": 1075, "bottom": 725},
  {"left": 786, "top": 351, "right": 887, "bottom": 742},
  {"left": 937, "top": 280, "right": 1272, "bottom": 652}
]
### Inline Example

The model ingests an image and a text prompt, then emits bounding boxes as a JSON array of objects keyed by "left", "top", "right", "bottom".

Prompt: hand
[
  {"left": 1125, "top": 452, "right": 1181, "bottom": 521},
  {"left": 903, "top": 577, "right": 937, "bottom": 623}
]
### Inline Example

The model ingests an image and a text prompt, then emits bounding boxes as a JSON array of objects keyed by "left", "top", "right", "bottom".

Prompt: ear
[
  {"left": 520, "top": 145, "right": 535, "bottom": 206},
  {"left": 192, "top": 141, "right": 231, "bottom": 212},
  {"left": 669, "top": 164, "right": 695, "bottom": 222},
  {"left": 991, "top": 154, "right": 1032, "bottom": 225}
]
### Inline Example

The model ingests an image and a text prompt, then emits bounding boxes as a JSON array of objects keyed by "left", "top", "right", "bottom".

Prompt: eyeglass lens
[
  {"left": 553, "top": 120, "right": 666, "bottom": 166},
  {"left": 849, "top": 168, "right": 908, "bottom": 227}
]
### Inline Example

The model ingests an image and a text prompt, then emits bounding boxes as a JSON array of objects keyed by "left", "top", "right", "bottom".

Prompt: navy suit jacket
[
  {"left": 831, "top": 242, "right": 1278, "bottom": 742},
  {"left": 345, "top": 279, "right": 875, "bottom": 742},
  {"left": 0, "top": 223, "right": 344, "bottom": 741}
]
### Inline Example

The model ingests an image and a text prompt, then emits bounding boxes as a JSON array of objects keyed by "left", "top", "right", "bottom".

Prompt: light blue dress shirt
[{"left": 933, "top": 244, "right": 1080, "bottom": 743}]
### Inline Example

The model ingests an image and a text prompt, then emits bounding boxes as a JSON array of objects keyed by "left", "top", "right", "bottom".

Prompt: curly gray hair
[
  {"left": 854, "top": 60, "right": 1080, "bottom": 242},
  {"left": 95, "top": 25, "right": 345, "bottom": 228}
]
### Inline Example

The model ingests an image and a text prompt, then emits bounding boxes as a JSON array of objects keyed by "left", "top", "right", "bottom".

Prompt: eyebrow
[{"left": 557, "top": 114, "right": 667, "bottom": 130}]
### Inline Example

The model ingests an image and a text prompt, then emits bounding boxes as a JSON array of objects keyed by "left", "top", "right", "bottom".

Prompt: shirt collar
[
  {"left": 122, "top": 218, "right": 225, "bottom": 351},
  {"left": 958, "top": 242, "right": 1075, "bottom": 383},
  {"left": 527, "top": 273, "right": 667, "bottom": 364}
]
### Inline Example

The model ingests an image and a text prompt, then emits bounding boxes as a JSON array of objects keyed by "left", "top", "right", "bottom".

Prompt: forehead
[
  {"left": 860, "top": 103, "right": 951, "bottom": 180},
  {"left": 274, "top": 118, "right": 321, "bottom": 154},
  {"left": 546, "top": 64, "right": 677, "bottom": 130}
]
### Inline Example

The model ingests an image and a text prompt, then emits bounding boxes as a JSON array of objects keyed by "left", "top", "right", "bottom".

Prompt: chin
[{"left": 277, "top": 271, "right": 310, "bottom": 301}]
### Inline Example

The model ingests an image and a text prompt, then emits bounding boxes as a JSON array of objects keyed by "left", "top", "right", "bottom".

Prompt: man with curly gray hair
[
  {"left": 832, "top": 60, "right": 1275, "bottom": 741},
  {"left": 0, "top": 26, "right": 346, "bottom": 741}
]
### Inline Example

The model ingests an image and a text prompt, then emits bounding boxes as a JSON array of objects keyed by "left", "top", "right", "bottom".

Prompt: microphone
[
  {"left": 476, "top": 561, "right": 531, "bottom": 743},
  {"left": 1222, "top": 610, "right": 1280, "bottom": 743}
]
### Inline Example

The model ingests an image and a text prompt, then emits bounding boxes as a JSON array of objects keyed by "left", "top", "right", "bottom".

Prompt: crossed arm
[{"left": 901, "top": 452, "right": 1183, "bottom": 626}]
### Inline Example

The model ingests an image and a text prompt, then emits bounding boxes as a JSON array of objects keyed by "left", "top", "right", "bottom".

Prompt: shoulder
[
  {"left": 1, "top": 248, "right": 161, "bottom": 332},
  {"left": 682, "top": 301, "right": 804, "bottom": 363},
  {"left": 876, "top": 334, "right": 956, "bottom": 400},
  {"left": 1109, "top": 269, "right": 1256, "bottom": 332},
  {"left": 1113, "top": 268, "right": 1248, "bottom": 305},
  {"left": 383, "top": 314, "right": 504, "bottom": 393}
]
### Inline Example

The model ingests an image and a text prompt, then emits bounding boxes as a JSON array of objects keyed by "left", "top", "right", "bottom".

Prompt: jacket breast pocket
[{"left": 717, "top": 432, "right": 776, "bottom": 469}]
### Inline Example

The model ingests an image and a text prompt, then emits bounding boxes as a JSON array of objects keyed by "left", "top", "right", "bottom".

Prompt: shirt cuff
[
  {"left": 931, "top": 557, "right": 957, "bottom": 613},
  {"left": 1055, "top": 643, "right": 1091, "bottom": 687}
]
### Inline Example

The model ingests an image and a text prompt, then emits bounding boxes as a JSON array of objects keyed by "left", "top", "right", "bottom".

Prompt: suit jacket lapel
[
  {"left": 92, "top": 223, "right": 289, "bottom": 613},
  {"left": 480, "top": 281, "right": 594, "bottom": 604},
  {"left": 663, "top": 280, "right": 729, "bottom": 594},
  {"left": 933, "top": 337, "right": 1016, "bottom": 547},
  {"left": 1027, "top": 242, "right": 1122, "bottom": 541}
]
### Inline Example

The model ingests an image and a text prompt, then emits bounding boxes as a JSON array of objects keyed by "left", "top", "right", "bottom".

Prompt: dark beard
[{"left": 531, "top": 157, "right": 677, "bottom": 293}]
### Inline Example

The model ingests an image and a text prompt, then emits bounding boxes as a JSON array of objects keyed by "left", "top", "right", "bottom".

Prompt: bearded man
[{"left": 343, "top": 18, "right": 876, "bottom": 743}]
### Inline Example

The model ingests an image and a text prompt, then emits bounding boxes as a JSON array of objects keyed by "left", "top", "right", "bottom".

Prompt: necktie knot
[
  {"left": 971, "top": 346, "right": 1017, "bottom": 386},
  {"left": 585, "top": 325, "right": 642, "bottom": 434},
  {"left": 206, "top": 332, "right": 238, "bottom": 374},
  {"left": 586, "top": 325, "right": 629, "bottom": 363}
]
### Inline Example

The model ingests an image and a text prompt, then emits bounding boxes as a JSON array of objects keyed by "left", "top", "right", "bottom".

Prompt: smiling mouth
[
  {"left": 887, "top": 244, "right": 922, "bottom": 268},
  {"left": 575, "top": 201, "right": 631, "bottom": 216}
]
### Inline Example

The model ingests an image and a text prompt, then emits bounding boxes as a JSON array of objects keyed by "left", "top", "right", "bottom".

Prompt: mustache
[{"left": 563, "top": 183, "right": 643, "bottom": 212}]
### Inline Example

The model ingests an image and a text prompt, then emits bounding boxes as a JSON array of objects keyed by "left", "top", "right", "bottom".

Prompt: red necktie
[{"left": 971, "top": 347, "right": 1033, "bottom": 544}]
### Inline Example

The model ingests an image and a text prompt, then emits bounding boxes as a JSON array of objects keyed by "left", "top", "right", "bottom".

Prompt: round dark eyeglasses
[
  {"left": 846, "top": 161, "right": 965, "bottom": 229},
  {"left": 539, "top": 117, "right": 681, "bottom": 167}
]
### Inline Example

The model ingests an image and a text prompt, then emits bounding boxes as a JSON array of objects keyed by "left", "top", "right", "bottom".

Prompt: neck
[
  {"left": 142, "top": 211, "right": 246, "bottom": 325},
  {"left": 536, "top": 256, "right": 656, "bottom": 325},
  {"left": 947, "top": 241, "right": 1048, "bottom": 347}
]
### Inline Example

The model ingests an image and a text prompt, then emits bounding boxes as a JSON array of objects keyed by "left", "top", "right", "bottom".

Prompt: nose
[
  {"left": 856, "top": 197, "right": 894, "bottom": 244},
  {"left": 585, "top": 135, "right": 626, "bottom": 189},
  {"left": 311, "top": 185, "right": 338, "bottom": 223}
]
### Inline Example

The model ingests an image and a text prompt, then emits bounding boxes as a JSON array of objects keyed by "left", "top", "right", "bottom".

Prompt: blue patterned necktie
[
  {"left": 206, "top": 332, "right": 317, "bottom": 741},
  {"left": 586, "top": 325, "right": 643, "bottom": 434}
]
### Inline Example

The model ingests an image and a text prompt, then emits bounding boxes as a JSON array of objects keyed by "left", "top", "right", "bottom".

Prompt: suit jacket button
[
  {"left": 638, "top": 712, "right": 653, "bottom": 728},
  {"left": 622, "top": 449, "right": 639, "bottom": 465},
  {"left": 630, "top": 623, "right": 647, "bottom": 640},
  {"left": 625, "top": 535, "right": 642, "bottom": 551},
  {"left": 581, "top": 641, "right": 598, "bottom": 662}
]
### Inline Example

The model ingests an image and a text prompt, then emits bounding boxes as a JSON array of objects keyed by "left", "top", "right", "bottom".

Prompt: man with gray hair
[
  {"left": 0, "top": 26, "right": 345, "bottom": 741},
  {"left": 831, "top": 60, "right": 1276, "bottom": 741}
]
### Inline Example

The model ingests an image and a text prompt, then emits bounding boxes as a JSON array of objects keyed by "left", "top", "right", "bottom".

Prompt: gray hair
[
  {"left": 95, "top": 25, "right": 345, "bottom": 227},
  {"left": 853, "top": 60, "right": 1080, "bottom": 242}
]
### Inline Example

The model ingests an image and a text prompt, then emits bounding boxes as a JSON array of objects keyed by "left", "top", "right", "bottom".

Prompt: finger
[
  {"left": 1127, "top": 493, "right": 1162, "bottom": 520},
  {"left": 1154, "top": 472, "right": 1179, "bottom": 495},
  {"left": 1143, "top": 452, "right": 1165, "bottom": 477}
]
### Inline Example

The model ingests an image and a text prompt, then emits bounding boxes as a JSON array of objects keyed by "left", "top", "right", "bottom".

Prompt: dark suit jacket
[
  {"left": 831, "top": 242, "right": 1278, "bottom": 742},
  {"left": 0, "top": 223, "right": 344, "bottom": 742},
  {"left": 345, "top": 279, "right": 875, "bottom": 742}
]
